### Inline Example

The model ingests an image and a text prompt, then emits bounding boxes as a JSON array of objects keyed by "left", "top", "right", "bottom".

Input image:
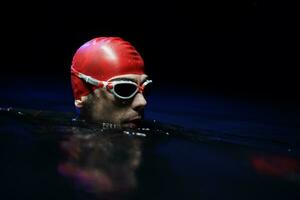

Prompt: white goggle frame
[{"left": 72, "top": 67, "right": 152, "bottom": 100}]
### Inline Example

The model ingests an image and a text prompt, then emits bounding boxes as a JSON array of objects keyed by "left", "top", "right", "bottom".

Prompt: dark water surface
[{"left": 1, "top": 84, "right": 300, "bottom": 200}]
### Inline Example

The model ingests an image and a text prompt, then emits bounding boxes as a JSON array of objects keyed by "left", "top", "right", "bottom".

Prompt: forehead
[{"left": 108, "top": 74, "right": 148, "bottom": 82}]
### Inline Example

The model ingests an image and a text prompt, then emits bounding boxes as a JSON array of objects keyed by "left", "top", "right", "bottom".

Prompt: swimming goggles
[{"left": 71, "top": 67, "right": 152, "bottom": 100}]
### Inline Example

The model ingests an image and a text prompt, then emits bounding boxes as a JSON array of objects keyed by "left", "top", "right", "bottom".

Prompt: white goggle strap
[
  {"left": 142, "top": 80, "right": 152, "bottom": 87},
  {"left": 77, "top": 73, "right": 100, "bottom": 87},
  {"left": 71, "top": 67, "right": 107, "bottom": 88}
]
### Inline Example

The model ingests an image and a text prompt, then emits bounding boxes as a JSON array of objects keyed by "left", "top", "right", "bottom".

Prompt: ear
[{"left": 74, "top": 96, "right": 89, "bottom": 108}]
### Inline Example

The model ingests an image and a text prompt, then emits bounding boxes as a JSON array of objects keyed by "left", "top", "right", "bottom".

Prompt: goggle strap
[
  {"left": 71, "top": 67, "right": 100, "bottom": 87},
  {"left": 79, "top": 74, "right": 100, "bottom": 86},
  {"left": 138, "top": 80, "right": 152, "bottom": 93},
  {"left": 142, "top": 80, "right": 152, "bottom": 87}
]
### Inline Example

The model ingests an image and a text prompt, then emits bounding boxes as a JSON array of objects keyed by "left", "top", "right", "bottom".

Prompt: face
[{"left": 82, "top": 74, "right": 149, "bottom": 128}]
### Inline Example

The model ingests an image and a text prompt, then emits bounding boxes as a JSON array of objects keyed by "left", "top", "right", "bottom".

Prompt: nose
[{"left": 131, "top": 92, "right": 147, "bottom": 111}]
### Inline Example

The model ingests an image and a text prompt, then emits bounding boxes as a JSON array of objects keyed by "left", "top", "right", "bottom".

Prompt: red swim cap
[{"left": 71, "top": 37, "right": 145, "bottom": 104}]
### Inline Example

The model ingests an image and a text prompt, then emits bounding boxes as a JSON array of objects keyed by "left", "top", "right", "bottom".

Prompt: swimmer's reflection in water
[{"left": 58, "top": 128, "right": 143, "bottom": 199}]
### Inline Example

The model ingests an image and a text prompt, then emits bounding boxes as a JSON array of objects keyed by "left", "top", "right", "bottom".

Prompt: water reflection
[
  {"left": 250, "top": 153, "right": 300, "bottom": 182},
  {"left": 1, "top": 107, "right": 300, "bottom": 199},
  {"left": 58, "top": 127, "right": 143, "bottom": 199}
]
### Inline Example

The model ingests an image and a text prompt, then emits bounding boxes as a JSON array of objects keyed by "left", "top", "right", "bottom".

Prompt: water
[{"left": 1, "top": 84, "right": 300, "bottom": 200}]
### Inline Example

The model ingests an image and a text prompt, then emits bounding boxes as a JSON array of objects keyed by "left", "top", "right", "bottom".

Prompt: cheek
[
  {"left": 110, "top": 106, "right": 129, "bottom": 123},
  {"left": 90, "top": 92, "right": 132, "bottom": 123},
  {"left": 89, "top": 99, "right": 105, "bottom": 120},
  {"left": 97, "top": 100, "right": 127, "bottom": 123}
]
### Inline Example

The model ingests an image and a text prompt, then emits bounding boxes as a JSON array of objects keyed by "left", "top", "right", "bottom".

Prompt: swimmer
[{"left": 70, "top": 37, "right": 152, "bottom": 128}]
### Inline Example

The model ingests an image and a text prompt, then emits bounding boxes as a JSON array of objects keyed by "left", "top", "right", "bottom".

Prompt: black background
[{"left": 1, "top": 0, "right": 299, "bottom": 101}]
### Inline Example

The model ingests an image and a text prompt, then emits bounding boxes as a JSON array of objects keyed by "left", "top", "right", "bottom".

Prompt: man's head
[{"left": 71, "top": 37, "right": 151, "bottom": 128}]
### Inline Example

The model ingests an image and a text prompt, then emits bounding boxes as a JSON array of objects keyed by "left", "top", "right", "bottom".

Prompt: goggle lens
[
  {"left": 114, "top": 83, "right": 138, "bottom": 98},
  {"left": 112, "top": 80, "right": 152, "bottom": 99}
]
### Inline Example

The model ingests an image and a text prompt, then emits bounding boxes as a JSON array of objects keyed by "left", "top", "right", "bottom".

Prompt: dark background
[{"left": 1, "top": 0, "right": 299, "bottom": 102}]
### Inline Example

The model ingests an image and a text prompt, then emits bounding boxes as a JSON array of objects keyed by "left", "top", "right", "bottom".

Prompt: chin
[{"left": 122, "top": 123, "right": 138, "bottom": 129}]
